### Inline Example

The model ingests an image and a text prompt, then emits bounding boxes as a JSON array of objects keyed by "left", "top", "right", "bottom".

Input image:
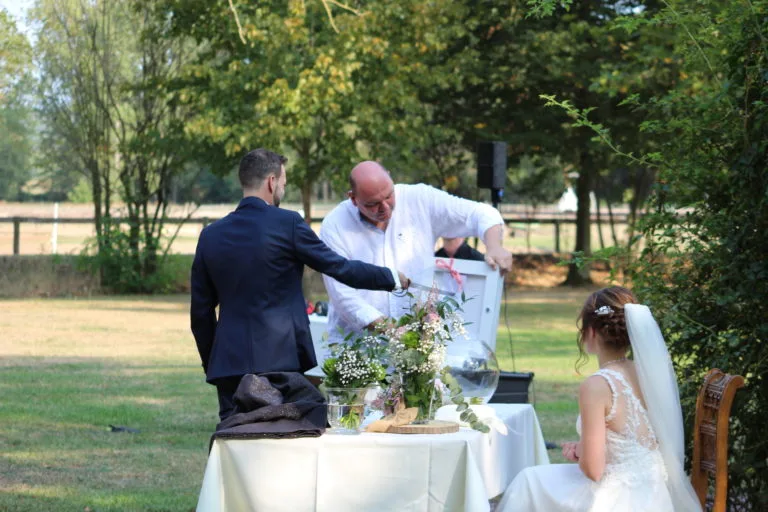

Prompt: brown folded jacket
[{"left": 210, "top": 372, "right": 327, "bottom": 449}]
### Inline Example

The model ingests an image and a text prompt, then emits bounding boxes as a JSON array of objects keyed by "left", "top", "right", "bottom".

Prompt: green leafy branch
[
  {"left": 539, "top": 94, "right": 667, "bottom": 170},
  {"left": 228, "top": 0, "right": 361, "bottom": 43},
  {"left": 558, "top": 245, "right": 637, "bottom": 283},
  {"left": 440, "top": 370, "right": 490, "bottom": 433},
  {"left": 318, "top": 0, "right": 360, "bottom": 33},
  {"left": 525, "top": 0, "right": 573, "bottom": 19}
]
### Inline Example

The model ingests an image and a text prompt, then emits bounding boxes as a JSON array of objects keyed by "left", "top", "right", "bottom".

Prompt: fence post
[
  {"left": 554, "top": 219, "right": 561, "bottom": 253},
  {"left": 13, "top": 217, "right": 20, "bottom": 255}
]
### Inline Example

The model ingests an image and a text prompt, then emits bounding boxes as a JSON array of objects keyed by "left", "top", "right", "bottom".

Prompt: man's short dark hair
[{"left": 238, "top": 149, "right": 287, "bottom": 189}]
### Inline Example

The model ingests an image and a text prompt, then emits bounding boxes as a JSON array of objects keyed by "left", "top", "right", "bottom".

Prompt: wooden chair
[{"left": 691, "top": 368, "right": 745, "bottom": 512}]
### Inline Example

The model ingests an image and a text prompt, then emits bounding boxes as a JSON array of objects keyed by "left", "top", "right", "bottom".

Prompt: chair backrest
[{"left": 691, "top": 368, "right": 745, "bottom": 512}]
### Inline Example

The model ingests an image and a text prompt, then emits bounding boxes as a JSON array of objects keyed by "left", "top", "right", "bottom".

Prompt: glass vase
[
  {"left": 325, "top": 387, "right": 375, "bottom": 434},
  {"left": 444, "top": 339, "right": 500, "bottom": 404},
  {"left": 401, "top": 372, "right": 439, "bottom": 423}
]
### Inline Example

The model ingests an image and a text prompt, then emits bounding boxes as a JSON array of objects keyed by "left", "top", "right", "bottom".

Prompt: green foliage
[
  {"left": 0, "top": 9, "right": 31, "bottom": 95},
  {"left": 156, "top": 0, "right": 499, "bottom": 213},
  {"left": 629, "top": 4, "right": 768, "bottom": 503},
  {"left": 508, "top": 154, "right": 565, "bottom": 250},
  {"left": 508, "top": 154, "right": 565, "bottom": 208},
  {"left": 78, "top": 223, "right": 186, "bottom": 294},
  {"left": 416, "top": 0, "right": 676, "bottom": 284},
  {"left": 66, "top": 177, "right": 93, "bottom": 203},
  {"left": 532, "top": 0, "right": 768, "bottom": 505},
  {"left": 0, "top": 91, "right": 34, "bottom": 200},
  {"left": 525, "top": 0, "right": 573, "bottom": 18},
  {"left": 322, "top": 332, "right": 388, "bottom": 390},
  {"left": 157, "top": 0, "right": 363, "bottom": 218},
  {"left": 32, "top": 0, "right": 197, "bottom": 290},
  {"left": 440, "top": 370, "right": 491, "bottom": 433},
  {"left": 173, "top": 166, "right": 241, "bottom": 204},
  {"left": 0, "top": 10, "right": 34, "bottom": 201}
]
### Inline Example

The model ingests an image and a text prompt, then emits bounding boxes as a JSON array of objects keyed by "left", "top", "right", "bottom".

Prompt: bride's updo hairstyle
[{"left": 576, "top": 286, "right": 637, "bottom": 370}]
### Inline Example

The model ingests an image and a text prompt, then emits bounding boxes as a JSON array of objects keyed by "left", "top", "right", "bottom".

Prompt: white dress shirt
[{"left": 320, "top": 183, "right": 503, "bottom": 343}]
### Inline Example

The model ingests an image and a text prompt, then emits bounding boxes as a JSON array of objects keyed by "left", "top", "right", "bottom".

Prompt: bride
[{"left": 497, "top": 286, "right": 702, "bottom": 512}]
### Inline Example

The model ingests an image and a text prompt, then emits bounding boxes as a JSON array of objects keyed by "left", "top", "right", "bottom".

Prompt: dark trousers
[{"left": 214, "top": 375, "right": 243, "bottom": 422}]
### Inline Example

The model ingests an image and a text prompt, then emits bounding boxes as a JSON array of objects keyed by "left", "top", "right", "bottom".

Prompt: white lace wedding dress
[{"left": 497, "top": 368, "right": 674, "bottom": 512}]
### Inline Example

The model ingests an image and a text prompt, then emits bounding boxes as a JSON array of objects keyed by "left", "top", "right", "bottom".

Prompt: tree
[
  {"left": 159, "top": 0, "right": 486, "bottom": 216},
  {"left": 158, "top": 0, "right": 365, "bottom": 221},
  {"left": 593, "top": 166, "right": 654, "bottom": 251},
  {"left": 33, "top": 0, "right": 194, "bottom": 291},
  {"left": 34, "top": 0, "right": 120, "bottom": 267},
  {"left": 113, "top": 2, "right": 196, "bottom": 283},
  {"left": 0, "top": 88, "right": 34, "bottom": 201},
  {"left": 531, "top": 0, "right": 768, "bottom": 505},
  {"left": 508, "top": 154, "right": 565, "bottom": 251},
  {"left": 418, "top": 0, "right": 675, "bottom": 284},
  {"left": 0, "top": 9, "right": 34, "bottom": 200},
  {"left": 628, "top": 3, "right": 768, "bottom": 504}
]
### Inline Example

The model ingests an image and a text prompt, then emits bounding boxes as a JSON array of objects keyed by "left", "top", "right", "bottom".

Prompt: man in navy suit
[{"left": 191, "top": 148, "right": 409, "bottom": 421}]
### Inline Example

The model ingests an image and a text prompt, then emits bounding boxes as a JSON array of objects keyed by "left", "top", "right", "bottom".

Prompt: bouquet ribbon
[
  {"left": 436, "top": 258, "right": 463, "bottom": 292},
  {"left": 365, "top": 404, "right": 419, "bottom": 433}
]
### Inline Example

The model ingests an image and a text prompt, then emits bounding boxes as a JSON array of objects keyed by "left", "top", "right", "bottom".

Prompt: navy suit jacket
[{"left": 190, "top": 197, "right": 395, "bottom": 383}]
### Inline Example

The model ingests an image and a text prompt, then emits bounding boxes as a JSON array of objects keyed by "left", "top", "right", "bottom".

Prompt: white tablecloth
[{"left": 197, "top": 404, "right": 549, "bottom": 512}]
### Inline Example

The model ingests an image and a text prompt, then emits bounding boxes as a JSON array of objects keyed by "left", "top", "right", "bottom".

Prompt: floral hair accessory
[{"left": 595, "top": 305, "right": 615, "bottom": 316}]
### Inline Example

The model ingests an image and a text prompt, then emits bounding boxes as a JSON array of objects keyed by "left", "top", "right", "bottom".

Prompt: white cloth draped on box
[
  {"left": 196, "top": 404, "right": 549, "bottom": 512},
  {"left": 319, "top": 183, "right": 503, "bottom": 344}
]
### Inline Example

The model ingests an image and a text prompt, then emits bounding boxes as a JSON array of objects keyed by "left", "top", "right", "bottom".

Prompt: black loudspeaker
[
  {"left": 489, "top": 371, "right": 535, "bottom": 404},
  {"left": 476, "top": 141, "right": 508, "bottom": 189}
]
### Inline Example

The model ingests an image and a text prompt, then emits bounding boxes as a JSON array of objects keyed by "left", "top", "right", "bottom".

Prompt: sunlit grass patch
[{"left": 1, "top": 289, "right": 594, "bottom": 509}]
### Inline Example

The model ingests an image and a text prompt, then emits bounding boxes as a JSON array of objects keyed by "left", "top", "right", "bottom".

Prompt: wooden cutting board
[{"left": 388, "top": 420, "right": 459, "bottom": 434}]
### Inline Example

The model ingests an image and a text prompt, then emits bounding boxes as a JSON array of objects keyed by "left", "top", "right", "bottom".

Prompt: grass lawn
[{"left": 0, "top": 288, "right": 597, "bottom": 511}]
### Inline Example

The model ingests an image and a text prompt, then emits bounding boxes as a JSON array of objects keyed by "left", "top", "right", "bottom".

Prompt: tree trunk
[
  {"left": 90, "top": 160, "right": 104, "bottom": 253},
  {"left": 563, "top": 156, "right": 594, "bottom": 286},
  {"left": 302, "top": 180, "right": 313, "bottom": 224},
  {"left": 526, "top": 205, "right": 534, "bottom": 253},
  {"left": 595, "top": 191, "right": 605, "bottom": 250}
]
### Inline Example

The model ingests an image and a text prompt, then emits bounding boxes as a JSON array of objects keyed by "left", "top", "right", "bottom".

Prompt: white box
[{"left": 305, "top": 258, "right": 504, "bottom": 378}]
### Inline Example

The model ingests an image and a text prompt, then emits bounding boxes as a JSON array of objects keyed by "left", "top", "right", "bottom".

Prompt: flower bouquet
[
  {"left": 381, "top": 289, "right": 490, "bottom": 431},
  {"left": 321, "top": 337, "right": 386, "bottom": 433}
]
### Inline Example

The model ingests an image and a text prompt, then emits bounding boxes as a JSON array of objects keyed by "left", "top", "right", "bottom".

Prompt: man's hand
[
  {"left": 482, "top": 224, "right": 513, "bottom": 274},
  {"left": 365, "top": 316, "right": 393, "bottom": 333},
  {"left": 484, "top": 246, "right": 513, "bottom": 275},
  {"left": 398, "top": 271, "right": 411, "bottom": 290},
  {"left": 561, "top": 441, "right": 580, "bottom": 462}
]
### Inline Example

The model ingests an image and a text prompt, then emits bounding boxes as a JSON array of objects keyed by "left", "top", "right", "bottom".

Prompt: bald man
[{"left": 319, "top": 161, "right": 512, "bottom": 343}]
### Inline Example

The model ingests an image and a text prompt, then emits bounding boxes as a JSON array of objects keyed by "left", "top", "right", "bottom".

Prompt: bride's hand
[{"left": 561, "top": 441, "right": 579, "bottom": 462}]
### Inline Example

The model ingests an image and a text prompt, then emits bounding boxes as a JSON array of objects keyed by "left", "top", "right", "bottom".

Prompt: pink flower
[{"left": 425, "top": 312, "right": 440, "bottom": 324}]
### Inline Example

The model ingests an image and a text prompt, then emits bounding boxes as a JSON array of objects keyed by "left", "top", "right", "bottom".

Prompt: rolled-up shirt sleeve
[
  {"left": 320, "top": 223, "right": 387, "bottom": 331},
  {"left": 412, "top": 183, "right": 503, "bottom": 240}
]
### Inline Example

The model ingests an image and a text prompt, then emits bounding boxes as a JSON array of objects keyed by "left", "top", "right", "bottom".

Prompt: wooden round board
[{"left": 388, "top": 420, "right": 459, "bottom": 434}]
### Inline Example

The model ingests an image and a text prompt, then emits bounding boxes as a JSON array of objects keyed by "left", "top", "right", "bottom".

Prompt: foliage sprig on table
[{"left": 440, "top": 370, "right": 491, "bottom": 433}]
